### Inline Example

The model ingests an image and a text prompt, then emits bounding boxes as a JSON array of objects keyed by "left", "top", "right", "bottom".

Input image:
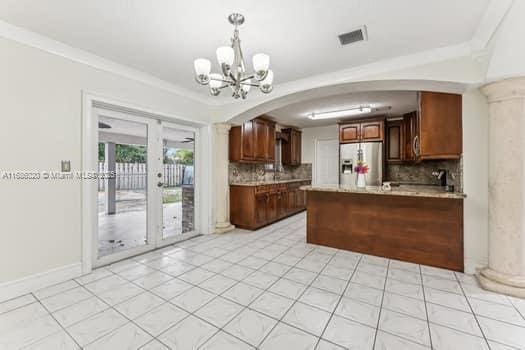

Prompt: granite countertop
[
  {"left": 230, "top": 178, "right": 312, "bottom": 186},
  {"left": 300, "top": 184, "right": 466, "bottom": 199}
]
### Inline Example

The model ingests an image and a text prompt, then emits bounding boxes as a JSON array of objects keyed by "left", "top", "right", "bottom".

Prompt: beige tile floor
[{"left": 1, "top": 212, "right": 524, "bottom": 349}]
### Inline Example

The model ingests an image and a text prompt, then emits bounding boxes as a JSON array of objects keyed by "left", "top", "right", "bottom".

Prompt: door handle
[{"left": 157, "top": 182, "right": 163, "bottom": 188}]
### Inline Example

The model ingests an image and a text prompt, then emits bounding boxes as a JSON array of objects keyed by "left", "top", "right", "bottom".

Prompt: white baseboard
[
  {"left": 0, "top": 263, "right": 82, "bottom": 303},
  {"left": 465, "top": 258, "right": 488, "bottom": 275}
]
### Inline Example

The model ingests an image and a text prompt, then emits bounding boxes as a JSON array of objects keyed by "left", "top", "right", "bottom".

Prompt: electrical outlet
[{"left": 61, "top": 160, "right": 71, "bottom": 172}]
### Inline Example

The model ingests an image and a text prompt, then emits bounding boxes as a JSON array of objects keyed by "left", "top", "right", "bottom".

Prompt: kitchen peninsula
[{"left": 301, "top": 184, "right": 465, "bottom": 271}]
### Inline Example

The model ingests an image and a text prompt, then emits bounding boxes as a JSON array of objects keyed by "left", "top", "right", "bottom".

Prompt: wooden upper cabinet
[
  {"left": 386, "top": 120, "right": 403, "bottom": 163},
  {"left": 229, "top": 117, "right": 276, "bottom": 163},
  {"left": 340, "top": 123, "right": 360, "bottom": 143},
  {"left": 339, "top": 118, "right": 385, "bottom": 144},
  {"left": 402, "top": 111, "right": 418, "bottom": 162},
  {"left": 282, "top": 128, "right": 302, "bottom": 166},
  {"left": 418, "top": 92, "right": 462, "bottom": 160},
  {"left": 253, "top": 118, "right": 268, "bottom": 160},
  {"left": 361, "top": 121, "right": 383, "bottom": 141}
]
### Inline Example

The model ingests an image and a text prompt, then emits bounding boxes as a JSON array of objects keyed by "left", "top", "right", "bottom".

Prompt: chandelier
[{"left": 193, "top": 13, "right": 274, "bottom": 99}]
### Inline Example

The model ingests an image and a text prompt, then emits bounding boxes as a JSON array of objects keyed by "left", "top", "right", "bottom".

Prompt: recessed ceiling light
[{"left": 309, "top": 106, "right": 372, "bottom": 120}]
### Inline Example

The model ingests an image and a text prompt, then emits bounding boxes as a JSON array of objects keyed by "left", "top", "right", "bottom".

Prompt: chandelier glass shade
[{"left": 193, "top": 13, "right": 273, "bottom": 99}]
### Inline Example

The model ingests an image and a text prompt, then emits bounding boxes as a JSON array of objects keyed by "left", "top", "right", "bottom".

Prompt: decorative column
[
  {"left": 478, "top": 77, "right": 525, "bottom": 298},
  {"left": 213, "top": 123, "right": 235, "bottom": 233}
]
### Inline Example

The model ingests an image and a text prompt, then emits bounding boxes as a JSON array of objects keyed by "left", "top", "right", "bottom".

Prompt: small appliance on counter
[{"left": 340, "top": 142, "right": 383, "bottom": 186}]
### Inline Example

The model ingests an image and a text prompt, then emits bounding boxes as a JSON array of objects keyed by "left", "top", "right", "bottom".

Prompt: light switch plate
[{"left": 61, "top": 160, "right": 71, "bottom": 172}]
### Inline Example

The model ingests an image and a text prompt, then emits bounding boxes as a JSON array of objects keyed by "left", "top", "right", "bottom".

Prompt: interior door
[{"left": 315, "top": 139, "right": 340, "bottom": 185}]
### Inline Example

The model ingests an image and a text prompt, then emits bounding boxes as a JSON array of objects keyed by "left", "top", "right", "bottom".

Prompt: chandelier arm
[
  {"left": 239, "top": 75, "right": 255, "bottom": 82},
  {"left": 239, "top": 81, "right": 260, "bottom": 87}
]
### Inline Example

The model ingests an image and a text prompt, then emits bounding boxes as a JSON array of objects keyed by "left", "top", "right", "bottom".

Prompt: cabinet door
[
  {"left": 403, "top": 112, "right": 417, "bottom": 162},
  {"left": 255, "top": 194, "right": 267, "bottom": 226},
  {"left": 253, "top": 119, "right": 268, "bottom": 160},
  {"left": 288, "top": 190, "right": 296, "bottom": 213},
  {"left": 266, "top": 122, "right": 276, "bottom": 162},
  {"left": 241, "top": 120, "right": 255, "bottom": 160},
  {"left": 386, "top": 121, "right": 403, "bottom": 163},
  {"left": 340, "top": 124, "right": 360, "bottom": 143},
  {"left": 419, "top": 92, "right": 462, "bottom": 159},
  {"left": 361, "top": 121, "right": 384, "bottom": 141},
  {"left": 278, "top": 191, "right": 288, "bottom": 218},
  {"left": 294, "top": 130, "right": 302, "bottom": 165},
  {"left": 267, "top": 192, "right": 278, "bottom": 222}
]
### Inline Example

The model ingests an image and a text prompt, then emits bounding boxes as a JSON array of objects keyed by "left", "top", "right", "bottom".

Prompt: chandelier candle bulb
[
  {"left": 216, "top": 46, "right": 234, "bottom": 67},
  {"left": 253, "top": 53, "right": 270, "bottom": 79},
  {"left": 194, "top": 58, "right": 211, "bottom": 84}
]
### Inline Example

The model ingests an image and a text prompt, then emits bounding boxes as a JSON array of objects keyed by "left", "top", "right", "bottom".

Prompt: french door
[{"left": 94, "top": 108, "right": 198, "bottom": 267}]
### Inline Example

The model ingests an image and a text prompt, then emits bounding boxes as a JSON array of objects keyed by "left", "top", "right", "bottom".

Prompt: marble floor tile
[
  {"left": 260, "top": 322, "right": 318, "bottom": 350},
  {"left": 199, "top": 274, "right": 238, "bottom": 294},
  {"left": 469, "top": 297, "right": 525, "bottom": 327},
  {"left": 422, "top": 275, "right": 463, "bottom": 295},
  {"left": 344, "top": 282, "right": 384, "bottom": 306},
  {"left": 284, "top": 268, "right": 318, "bottom": 285},
  {"left": 195, "top": 296, "right": 244, "bottom": 328},
  {"left": 170, "top": 286, "right": 215, "bottom": 312},
  {"left": 222, "top": 282, "right": 264, "bottom": 306},
  {"left": 334, "top": 297, "right": 381, "bottom": 327},
  {"left": 426, "top": 302, "right": 483, "bottom": 337},
  {"left": 424, "top": 287, "right": 470, "bottom": 312},
  {"left": 23, "top": 330, "right": 80, "bottom": 350},
  {"left": 282, "top": 302, "right": 331, "bottom": 336},
  {"left": 150, "top": 278, "right": 192, "bottom": 300},
  {"left": 74, "top": 268, "right": 112, "bottom": 285},
  {"left": 97, "top": 282, "right": 144, "bottom": 306},
  {"left": 84, "top": 322, "right": 151, "bottom": 350},
  {"left": 66, "top": 308, "right": 128, "bottom": 346},
  {"left": 224, "top": 308, "right": 277, "bottom": 347},
  {"left": 52, "top": 296, "right": 109, "bottom": 327},
  {"left": 200, "top": 331, "right": 255, "bottom": 350},
  {"left": 34, "top": 280, "right": 79, "bottom": 300},
  {"left": 351, "top": 271, "right": 386, "bottom": 290},
  {"left": 388, "top": 267, "right": 422, "bottom": 285},
  {"left": 478, "top": 316, "right": 525, "bottom": 349},
  {"left": 0, "top": 294, "right": 36, "bottom": 315},
  {"left": 429, "top": 323, "right": 489, "bottom": 350},
  {"left": 114, "top": 291, "right": 164, "bottom": 319},
  {"left": 320, "top": 265, "right": 353, "bottom": 280},
  {"left": 0, "top": 314, "right": 61, "bottom": 349},
  {"left": 374, "top": 330, "right": 430, "bottom": 350},
  {"left": 382, "top": 292, "right": 427, "bottom": 320},
  {"left": 132, "top": 271, "right": 173, "bottom": 289},
  {"left": 243, "top": 271, "right": 280, "bottom": 289},
  {"left": 220, "top": 265, "right": 256, "bottom": 281},
  {"left": 139, "top": 339, "right": 170, "bottom": 350},
  {"left": 299, "top": 287, "right": 340, "bottom": 313},
  {"left": 178, "top": 267, "right": 216, "bottom": 285},
  {"left": 379, "top": 309, "right": 431, "bottom": 347},
  {"left": 316, "top": 339, "right": 345, "bottom": 350},
  {"left": 249, "top": 291, "right": 295, "bottom": 320},
  {"left": 385, "top": 279, "right": 424, "bottom": 300},
  {"left": 310, "top": 275, "right": 347, "bottom": 295},
  {"left": 322, "top": 315, "right": 375, "bottom": 349},
  {"left": 158, "top": 315, "right": 218, "bottom": 349},
  {"left": 259, "top": 262, "right": 292, "bottom": 277},
  {"left": 268, "top": 278, "right": 307, "bottom": 300},
  {"left": 134, "top": 303, "right": 188, "bottom": 337},
  {"left": 40, "top": 286, "right": 92, "bottom": 312}
]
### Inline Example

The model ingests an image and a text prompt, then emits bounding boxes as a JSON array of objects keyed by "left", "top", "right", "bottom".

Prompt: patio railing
[{"left": 98, "top": 162, "right": 184, "bottom": 191}]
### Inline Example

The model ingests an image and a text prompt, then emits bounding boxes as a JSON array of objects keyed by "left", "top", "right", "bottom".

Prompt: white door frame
[
  {"left": 82, "top": 92, "right": 208, "bottom": 273},
  {"left": 313, "top": 138, "right": 339, "bottom": 185}
]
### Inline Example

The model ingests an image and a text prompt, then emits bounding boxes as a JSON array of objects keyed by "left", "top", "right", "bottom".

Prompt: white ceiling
[
  {"left": 0, "top": 0, "right": 490, "bottom": 100},
  {"left": 267, "top": 91, "right": 418, "bottom": 128}
]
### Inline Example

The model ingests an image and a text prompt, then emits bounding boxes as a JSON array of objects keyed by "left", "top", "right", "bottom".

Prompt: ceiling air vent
[{"left": 338, "top": 26, "right": 367, "bottom": 46}]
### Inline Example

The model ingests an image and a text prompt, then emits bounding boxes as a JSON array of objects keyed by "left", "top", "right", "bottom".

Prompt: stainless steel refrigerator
[{"left": 340, "top": 142, "right": 383, "bottom": 186}]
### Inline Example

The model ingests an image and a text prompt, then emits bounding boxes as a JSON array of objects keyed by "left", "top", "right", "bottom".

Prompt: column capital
[
  {"left": 482, "top": 76, "right": 525, "bottom": 103},
  {"left": 213, "top": 123, "right": 232, "bottom": 135}
]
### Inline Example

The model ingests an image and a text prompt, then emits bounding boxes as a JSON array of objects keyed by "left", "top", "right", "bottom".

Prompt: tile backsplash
[
  {"left": 229, "top": 163, "right": 312, "bottom": 183},
  {"left": 386, "top": 159, "right": 463, "bottom": 191}
]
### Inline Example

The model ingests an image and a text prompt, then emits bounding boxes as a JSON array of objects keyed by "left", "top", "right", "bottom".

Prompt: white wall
[
  {"left": 0, "top": 37, "right": 212, "bottom": 290},
  {"left": 486, "top": 0, "right": 525, "bottom": 81},
  {"left": 462, "top": 89, "right": 489, "bottom": 273}
]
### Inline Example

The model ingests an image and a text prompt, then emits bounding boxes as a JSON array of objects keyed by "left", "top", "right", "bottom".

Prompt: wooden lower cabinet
[
  {"left": 306, "top": 190, "right": 464, "bottom": 271},
  {"left": 230, "top": 180, "right": 311, "bottom": 230}
]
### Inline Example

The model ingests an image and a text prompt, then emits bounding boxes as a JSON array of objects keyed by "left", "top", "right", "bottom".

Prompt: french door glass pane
[
  {"left": 97, "top": 116, "right": 148, "bottom": 257},
  {"left": 162, "top": 126, "right": 195, "bottom": 238}
]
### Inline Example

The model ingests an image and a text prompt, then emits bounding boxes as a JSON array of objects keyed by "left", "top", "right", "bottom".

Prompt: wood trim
[{"left": 306, "top": 191, "right": 464, "bottom": 271}]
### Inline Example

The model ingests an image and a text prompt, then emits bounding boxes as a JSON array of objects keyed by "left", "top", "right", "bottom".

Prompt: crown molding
[
  {"left": 469, "top": 0, "right": 514, "bottom": 52},
  {"left": 0, "top": 20, "right": 218, "bottom": 106}
]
